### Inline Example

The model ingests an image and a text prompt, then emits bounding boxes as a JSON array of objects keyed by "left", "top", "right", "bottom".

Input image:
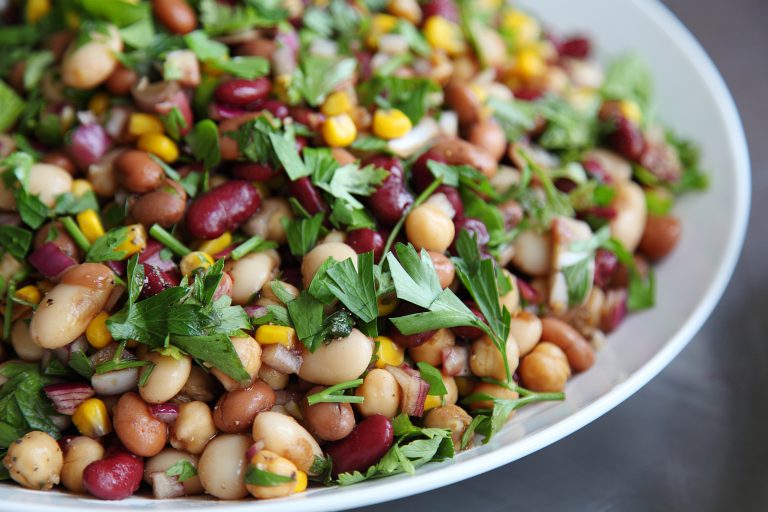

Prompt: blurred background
[{"left": 358, "top": 0, "right": 767, "bottom": 510}]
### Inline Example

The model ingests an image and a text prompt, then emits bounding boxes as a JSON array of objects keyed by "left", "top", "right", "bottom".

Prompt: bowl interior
[{"left": 1, "top": 1, "right": 749, "bottom": 511}]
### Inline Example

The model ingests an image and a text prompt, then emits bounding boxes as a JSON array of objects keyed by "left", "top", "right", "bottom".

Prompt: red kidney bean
[
  {"left": 209, "top": 103, "right": 249, "bottom": 120},
  {"left": 346, "top": 228, "right": 385, "bottom": 261},
  {"left": 606, "top": 117, "right": 645, "bottom": 161},
  {"left": 559, "top": 36, "right": 591, "bottom": 59},
  {"left": 215, "top": 78, "right": 271, "bottom": 107},
  {"left": 281, "top": 266, "right": 302, "bottom": 289},
  {"left": 287, "top": 177, "right": 328, "bottom": 215},
  {"left": 452, "top": 302, "right": 485, "bottom": 340},
  {"left": 142, "top": 264, "right": 181, "bottom": 298},
  {"left": 185, "top": 180, "right": 261, "bottom": 239},
  {"left": 435, "top": 185, "right": 464, "bottom": 219},
  {"left": 638, "top": 143, "right": 682, "bottom": 183},
  {"left": 593, "top": 248, "right": 619, "bottom": 289},
  {"left": 391, "top": 325, "right": 436, "bottom": 348},
  {"left": 326, "top": 415, "right": 394, "bottom": 476},
  {"left": 410, "top": 150, "right": 444, "bottom": 193},
  {"left": 232, "top": 162, "right": 280, "bottom": 182},
  {"left": 289, "top": 107, "right": 325, "bottom": 131},
  {"left": 422, "top": 0, "right": 459, "bottom": 22},
  {"left": 155, "top": 90, "right": 193, "bottom": 137},
  {"left": 247, "top": 99, "right": 289, "bottom": 119},
  {"left": 367, "top": 157, "right": 413, "bottom": 227},
  {"left": 514, "top": 88, "right": 544, "bottom": 102},
  {"left": 83, "top": 451, "right": 144, "bottom": 500},
  {"left": 517, "top": 277, "right": 542, "bottom": 305}
]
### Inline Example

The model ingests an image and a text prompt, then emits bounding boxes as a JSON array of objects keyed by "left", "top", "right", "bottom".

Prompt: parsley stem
[
  {"left": 3, "top": 281, "right": 15, "bottom": 341},
  {"left": 61, "top": 216, "right": 92, "bottom": 252},
  {"left": 378, "top": 176, "right": 443, "bottom": 265},
  {"left": 307, "top": 378, "right": 364, "bottom": 406},
  {"left": 149, "top": 224, "right": 191, "bottom": 257},
  {"left": 231, "top": 235, "right": 265, "bottom": 261}
]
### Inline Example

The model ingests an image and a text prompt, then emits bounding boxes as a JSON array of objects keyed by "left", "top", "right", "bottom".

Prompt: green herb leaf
[
  {"left": 282, "top": 213, "right": 324, "bottom": 257},
  {"left": 0, "top": 226, "right": 32, "bottom": 260},
  {"left": 166, "top": 459, "right": 198, "bottom": 483},
  {"left": 602, "top": 53, "right": 654, "bottom": 118},
  {"left": 290, "top": 56, "right": 357, "bottom": 106},
  {"left": 306, "top": 379, "right": 364, "bottom": 405},
  {"left": 600, "top": 237, "right": 655, "bottom": 310},
  {"left": 357, "top": 76, "right": 440, "bottom": 124},
  {"left": 325, "top": 252, "right": 378, "bottom": 324},
  {"left": 186, "top": 119, "right": 221, "bottom": 170},
  {"left": 53, "top": 190, "right": 100, "bottom": 215},
  {"left": 243, "top": 465, "right": 296, "bottom": 487},
  {"left": 269, "top": 131, "right": 309, "bottom": 180},
  {"left": 85, "top": 225, "right": 134, "bottom": 262},
  {"left": 487, "top": 96, "right": 538, "bottom": 141},
  {"left": 316, "top": 164, "right": 388, "bottom": 210},
  {"left": 0, "top": 362, "right": 58, "bottom": 449},
  {"left": 78, "top": 0, "right": 150, "bottom": 26},
  {"left": 416, "top": 362, "right": 447, "bottom": 396},
  {"left": 22, "top": 51, "right": 54, "bottom": 90}
]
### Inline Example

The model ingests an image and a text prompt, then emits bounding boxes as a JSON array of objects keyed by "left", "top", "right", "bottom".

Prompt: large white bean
[
  {"left": 2, "top": 431, "right": 63, "bottom": 490},
  {"left": 61, "top": 25, "right": 123, "bottom": 89},
  {"left": 139, "top": 352, "right": 192, "bottom": 404},
  {"left": 509, "top": 311, "right": 543, "bottom": 357},
  {"left": 242, "top": 197, "right": 293, "bottom": 243},
  {"left": 30, "top": 263, "right": 115, "bottom": 349},
  {"left": 610, "top": 181, "right": 647, "bottom": 253},
  {"left": 298, "top": 328, "right": 373, "bottom": 386},
  {"left": 144, "top": 448, "right": 203, "bottom": 496},
  {"left": 512, "top": 230, "right": 551, "bottom": 276},
  {"left": 584, "top": 148, "right": 632, "bottom": 183},
  {"left": 198, "top": 434, "right": 251, "bottom": 500},
  {"left": 212, "top": 336, "right": 262, "bottom": 391},
  {"left": 61, "top": 436, "right": 104, "bottom": 493},
  {"left": 28, "top": 163, "right": 73, "bottom": 208},
  {"left": 251, "top": 411, "right": 323, "bottom": 474},
  {"left": 171, "top": 401, "right": 216, "bottom": 455},
  {"left": 11, "top": 319, "right": 45, "bottom": 362},
  {"left": 225, "top": 251, "right": 279, "bottom": 305},
  {"left": 300, "top": 242, "right": 357, "bottom": 287}
]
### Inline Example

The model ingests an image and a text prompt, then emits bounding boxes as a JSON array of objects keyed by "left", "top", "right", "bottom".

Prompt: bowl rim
[{"left": 1, "top": 0, "right": 751, "bottom": 510}]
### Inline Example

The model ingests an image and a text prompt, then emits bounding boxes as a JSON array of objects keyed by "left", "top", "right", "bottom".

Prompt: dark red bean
[
  {"left": 410, "top": 151, "right": 444, "bottom": 193},
  {"left": 185, "top": 180, "right": 261, "bottom": 239},
  {"left": 452, "top": 302, "right": 485, "bottom": 340},
  {"left": 142, "top": 264, "right": 181, "bottom": 298},
  {"left": 606, "top": 117, "right": 645, "bottom": 161},
  {"left": 367, "top": 158, "right": 412, "bottom": 227},
  {"left": 232, "top": 162, "right": 280, "bottom": 182},
  {"left": 346, "top": 228, "right": 385, "bottom": 261},
  {"left": 326, "top": 415, "right": 394, "bottom": 476},
  {"left": 593, "top": 248, "right": 619, "bottom": 289},
  {"left": 287, "top": 177, "right": 328, "bottom": 215},
  {"left": 514, "top": 88, "right": 544, "bottom": 102},
  {"left": 83, "top": 451, "right": 144, "bottom": 500},
  {"left": 601, "top": 289, "right": 628, "bottom": 333},
  {"left": 452, "top": 217, "right": 490, "bottom": 249},
  {"left": 209, "top": 103, "right": 248, "bottom": 120},
  {"left": 288, "top": 107, "right": 325, "bottom": 131},
  {"left": 247, "top": 99, "right": 289, "bottom": 119},
  {"left": 422, "top": 0, "right": 459, "bottom": 22},
  {"left": 517, "top": 277, "right": 542, "bottom": 305},
  {"left": 215, "top": 78, "right": 270, "bottom": 107},
  {"left": 559, "top": 36, "right": 591, "bottom": 59},
  {"left": 366, "top": 156, "right": 404, "bottom": 181}
]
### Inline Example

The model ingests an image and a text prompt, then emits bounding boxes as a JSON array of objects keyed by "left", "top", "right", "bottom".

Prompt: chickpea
[
  {"left": 212, "top": 335, "right": 262, "bottom": 391},
  {"left": 198, "top": 434, "right": 251, "bottom": 500},
  {"left": 639, "top": 214, "right": 682, "bottom": 261},
  {"left": 11, "top": 319, "right": 45, "bottom": 362},
  {"left": 242, "top": 197, "right": 293, "bottom": 244},
  {"left": 225, "top": 251, "right": 280, "bottom": 305},
  {"left": 246, "top": 450, "right": 299, "bottom": 499},
  {"left": 518, "top": 341, "right": 572, "bottom": 392},
  {"left": 409, "top": 328, "right": 455, "bottom": 367},
  {"left": 171, "top": 401, "right": 216, "bottom": 455},
  {"left": 113, "top": 392, "right": 167, "bottom": 457},
  {"left": 469, "top": 382, "right": 518, "bottom": 415},
  {"left": 299, "top": 328, "right": 373, "bottom": 386},
  {"left": 355, "top": 368, "right": 401, "bottom": 418},
  {"left": 443, "top": 374, "right": 459, "bottom": 405},
  {"left": 144, "top": 448, "right": 203, "bottom": 496},
  {"left": 61, "top": 436, "right": 104, "bottom": 493},
  {"left": 301, "top": 242, "right": 357, "bottom": 287},
  {"left": 139, "top": 352, "right": 192, "bottom": 404},
  {"left": 251, "top": 411, "right": 323, "bottom": 474},
  {"left": 540, "top": 317, "right": 595, "bottom": 372},
  {"left": 428, "top": 251, "right": 455, "bottom": 289},
  {"left": 509, "top": 311, "right": 543, "bottom": 357},
  {"left": 512, "top": 229, "right": 551, "bottom": 276},
  {"left": 301, "top": 386, "right": 356, "bottom": 442},
  {"left": 213, "top": 380, "right": 275, "bottom": 433},
  {"left": 424, "top": 405, "right": 472, "bottom": 450},
  {"left": 470, "top": 333, "right": 520, "bottom": 381},
  {"left": 405, "top": 204, "right": 455, "bottom": 252},
  {"left": 3, "top": 431, "right": 63, "bottom": 490}
]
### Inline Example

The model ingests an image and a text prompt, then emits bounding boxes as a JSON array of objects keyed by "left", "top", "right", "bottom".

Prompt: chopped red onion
[
  {"left": 104, "top": 106, "right": 131, "bottom": 140},
  {"left": 43, "top": 383, "right": 95, "bottom": 415},
  {"left": 245, "top": 441, "right": 265, "bottom": 461},
  {"left": 601, "top": 289, "right": 628, "bottom": 333},
  {"left": 29, "top": 242, "right": 77, "bottom": 279},
  {"left": 150, "top": 472, "right": 185, "bottom": 499},
  {"left": 261, "top": 344, "right": 302, "bottom": 375},
  {"left": 441, "top": 346, "right": 470, "bottom": 377},
  {"left": 149, "top": 403, "right": 180, "bottom": 424},
  {"left": 517, "top": 277, "right": 542, "bottom": 305},
  {"left": 69, "top": 123, "right": 111, "bottom": 169},
  {"left": 244, "top": 305, "right": 269, "bottom": 320},
  {"left": 385, "top": 365, "right": 429, "bottom": 417}
]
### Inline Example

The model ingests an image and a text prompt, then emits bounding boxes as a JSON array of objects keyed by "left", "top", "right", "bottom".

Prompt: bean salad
[{"left": 0, "top": 0, "right": 707, "bottom": 502}]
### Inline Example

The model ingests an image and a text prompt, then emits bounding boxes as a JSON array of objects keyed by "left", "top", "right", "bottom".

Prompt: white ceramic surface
[{"left": 1, "top": 0, "right": 750, "bottom": 510}]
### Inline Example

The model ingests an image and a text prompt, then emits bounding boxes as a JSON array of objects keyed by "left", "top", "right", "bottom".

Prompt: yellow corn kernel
[
  {"left": 273, "top": 74, "right": 293, "bottom": 103},
  {"left": 180, "top": 251, "right": 214, "bottom": 276},
  {"left": 515, "top": 48, "right": 547, "bottom": 80},
  {"left": 502, "top": 9, "right": 541, "bottom": 46},
  {"left": 423, "top": 394, "right": 442, "bottom": 412},
  {"left": 372, "top": 108, "right": 412, "bottom": 140},
  {"left": 128, "top": 113, "right": 164, "bottom": 138},
  {"left": 86, "top": 311, "right": 113, "bottom": 349},
  {"left": 72, "top": 398, "right": 112, "bottom": 438},
  {"left": 137, "top": 133, "right": 178, "bottom": 163},
  {"left": 71, "top": 179, "right": 93, "bottom": 197},
  {"left": 76, "top": 209, "right": 105, "bottom": 244},
  {"left": 619, "top": 100, "right": 643, "bottom": 125},
  {"left": 26, "top": 0, "right": 51, "bottom": 23},
  {"left": 366, "top": 13, "right": 398, "bottom": 47},
  {"left": 321, "top": 91, "right": 354, "bottom": 117},
  {"left": 423, "top": 16, "right": 466, "bottom": 56},
  {"left": 114, "top": 224, "right": 147, "bottom": 258},
  {"left": 197, "top": 232, "right": 232, "bottom": 256},
  {"left": 374, "top": 336, "right": 405, "bottom": 369},
  {"left": 377, "top": 296, "right": 399, "bottom": 316},
  {"left": 321, "top": 113, "right": 357, "bottom": 147},
  {"left": 14, "top": 285, "right": 41, "bottom": 305},
  {"left": 255, "top": 325, "right": 297, "bottom": 348},
  {"left": 294, "top": 470, "right": 308, "bottom": 493},
  {"left": 387, "top": 0, "right": 421, "bottom": 25},
  {"left": 468, "top": 83, "right": 488, "bottom": 104},
  {"left": 88, "top": 93, "right": 110, "bottom": 117}
]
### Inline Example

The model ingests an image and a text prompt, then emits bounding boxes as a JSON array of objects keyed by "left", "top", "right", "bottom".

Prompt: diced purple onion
[
  {"left": 385, "top": 365, "right": 429, "bottom": 417},
  {"left": 149, "top": 403, "right": 180, "bottom": 424},
  {"left": 43, "top": 382, "right": 95, "bottom": 415},
  {"left": 260, "top": 344, "right": 302, "bottom": 375},
  {"left": 441, "top": 346, "right": 470, "bottom": 377},
  {"left": 29, "top": 242, "right": 77, "bottom": 279},
  {"left": 69, "top": 123, "right": 111, "bottom": 169}
]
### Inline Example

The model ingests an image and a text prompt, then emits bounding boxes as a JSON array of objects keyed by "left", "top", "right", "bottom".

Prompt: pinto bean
[
  {"left": 185, "top": 180, "right": 261, "bottom": 239},
  {"left": 430, "top": 137, "right": 498, "bottom": 178},
  {"left": 301, "top": 386, "right": 356, "bottom": 442},
  {"left": 105, "top": 65, "right": 138, "bottom": 96},
  {"left": 130, "top": 179, "right": 187, "bottom": 228},
  {"left": 213, "top": 380, "right": 275, "bottom": 433},
  {"left": 219, "top": 113, "right": 262, "bottom": 161},
  {"left": 113, "top": 392, "right": 167, "bottom": 457},
  {"left": 30, "top": 263, "right": 116, "bottom": 349},
  {"left": 152, "top": 0, "right": 198, "bottom": 35},
  {"left": 639, "top": 214, "right": 681, "bottom": 261},
  {"left": 540, "top": 317, "right": 595, "bottom": 372},
  {"left": 114, "top": 150, "right": 164, "bottom": 193},
  {"left": 468, "top": 119, "right": 507, "bottom": 161},
  {"left": 444, "top": 82, "right": 483, "bottom": 124}
]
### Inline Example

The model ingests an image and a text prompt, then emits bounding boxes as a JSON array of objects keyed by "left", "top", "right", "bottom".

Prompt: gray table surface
[{"left": 358, "top": 0, "right": 768, "bottom": 510}]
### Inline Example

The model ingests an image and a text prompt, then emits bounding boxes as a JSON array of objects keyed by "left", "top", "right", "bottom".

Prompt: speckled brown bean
[
  {"left": 152, "top": 0, "right": 198, "bottom": 35},
  {"left": 106, "top": 66, "right": 139, "bottom": 96},
  {"left": 236, "top": 39, "right": 276, "bottom": 58},
  {"left": 430, "top": 137, "right": 498, "bottom": 178},
  {"left": 130, "top": 179, "right": 187, "bottom": 228},
  {"left": 41, "top": 152, "right": 77, "bottom": 176},
  {"left": 540, "top": 317, "right": 595, "bottom": 372},
  {"left": 213, "top": 380, "right": 275, "bottom": 433},
  {"left": 34, "top": 221, "right": 81, "bottom": 260},
  {"left": 115, "top": 150, "right": 164, "bottom": 193},
  {"left": 638, "top": 214, "right": 681, "bottom": 261},
  {"left": 444, "top": 82, "right": 483, "bottom": 124},
  {"left": 468, "top": 119, "right": 507, "bottom": 161},
  {"left": 113, "top": 392, "right": 168, "bottom": 457},
  {"left": 427, "top": 251, "right": 455, "bottom": 289},
  {"left": 301, "top": 386, "right": 356, "bottom": 442}
]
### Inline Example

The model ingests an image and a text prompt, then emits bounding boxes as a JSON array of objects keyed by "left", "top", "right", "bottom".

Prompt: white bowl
[{"left": 2, "top": 0, "right": 749, "bottom": 510}]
